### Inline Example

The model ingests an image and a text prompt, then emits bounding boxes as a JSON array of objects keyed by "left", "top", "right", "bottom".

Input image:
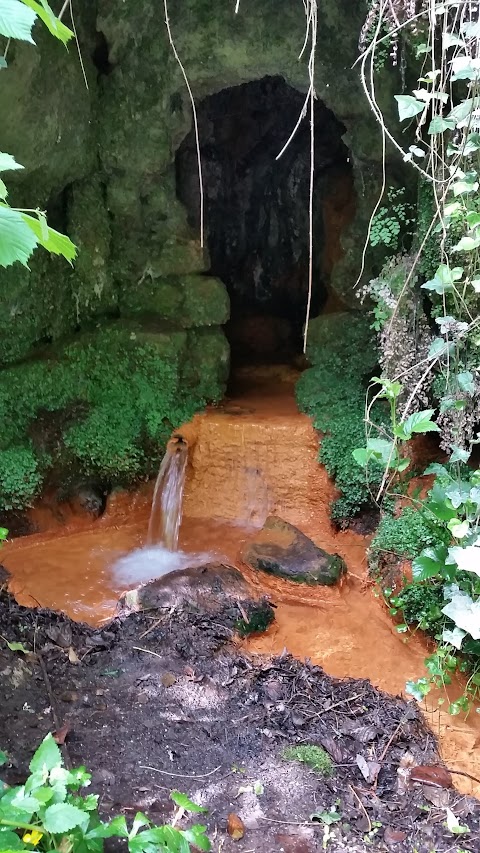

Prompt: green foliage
[
  {"left": 0, "top": 446, "right": 42, "bottom": 510},
  {"left": 0, "top": 734, "right": 211, "bottom": 853},
  {"left": 0, "top": 327, "right": 214, "bottom": 507},
  {"left": 282, "top": 745, "right": 333, "bottom": 777},
  {"left": 369, "top": 187, "right": 413, "bottom": 253},
  {"left": 296, "top": 314, "right": 384, "bottom": 524},
  {"left": 0, "top": 2, "right": 75, "bottom": 269},
  {"left": 370, "top": 506, "right": 449, "bottom": 571}
]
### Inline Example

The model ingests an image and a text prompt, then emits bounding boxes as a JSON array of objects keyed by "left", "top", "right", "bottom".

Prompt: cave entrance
[{"left": 176, "top": 76, "right": 356, "bottom": 374}]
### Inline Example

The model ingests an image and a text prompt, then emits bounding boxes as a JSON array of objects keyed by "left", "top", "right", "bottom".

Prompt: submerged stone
[{"left": 243, "top": 516, "right": 347, "bottom": 586}]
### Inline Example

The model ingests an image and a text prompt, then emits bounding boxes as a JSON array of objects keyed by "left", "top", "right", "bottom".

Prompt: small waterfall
[{"left": 147, "top": 435, "right": 188, "bottom": 550}]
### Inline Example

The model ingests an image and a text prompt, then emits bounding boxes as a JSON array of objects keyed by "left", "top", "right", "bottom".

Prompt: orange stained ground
[{"left": 2, "top": 367, "right": 480, "bottom": 796}]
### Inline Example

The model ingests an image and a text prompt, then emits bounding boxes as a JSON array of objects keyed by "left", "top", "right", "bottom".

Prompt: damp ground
[{"left": 2, "top": 589, "right": 480, "bottom": 853}]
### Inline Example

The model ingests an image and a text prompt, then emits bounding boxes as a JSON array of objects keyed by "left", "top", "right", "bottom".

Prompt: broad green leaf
[
  {"left": 457, "top": 371, "right": 475, "bottom": 395},
  {"left": 128, "top": 812, "right": 150, "bottom": 840},
  {"left": 43, "top": 802, "right": 89, "bottom": 833},
  {"left": 182, "top": 825, "right": 211, "bottom": 851},
  {"left": 442, "top": 589, "right": 480, "bottom": 640},
  {"left": 29, "top": 734, "right": 62, "bottom": 774},
  {"left": 451, "top": 56, "right": 480, "bottom": 80},
  {"left": 397, "top": 409, "right": 439, "bottom": 440},
  {"left": 0, "top": 0, "right": 36, "bottom": 42},
  {"left": 424, "top": 500, "right": 456, "bottom": 522},
  {"left": 453, "top": 179, "right": 479, "bottom": 196},
  {"left": 0, "top": 56, "right": 6, "bottom": 68},
  {"left": 21, "top": 213, "right": 76, "bottom": 263},
  {"left": 394, "top": 94, "right": 425, "bottom": 121},
  {"left": 0, "top": 205, "right": 38, "bottom": 267},
  {"left": 0, "top": 152, "right": 23, "bottom": 172},
  {"left": 86, "top": 816, "right": 129, "bottom": 839},
  {"left": 352, "top": 448, "right": 370, "bottom": 468},
  {"left": 452, "top": 235, "right": 480, "bottom": 252},
  {"left": 422, "top": 264, "right": 462, "bottom": 294},
  {"left": 0, "top": 830, "right": 25, "bottom": 849},
  {"left": 424, "top": 462, "right": 450, "bottom": 478},
  {"left": 412, "top": 545, "right": 448, "bottom": 580},
  {"left": 0, "top": 179, "right": 7, "bottom": 201},
  {"left": 428, "top": 337, "right": 448, "bottom": 358},
  {"left": 447, "top": 97, "right": 480, "bottom": 127},
  {"left": 0, "top": 750, "right": 7, "bottom": 766},
  {"left": 443, "top": 31, "right": 465, "bottom": 49},
  {"left": 467, "top": 211, "right": 480, "bottom": 229},
  {"left": 21, "top": 0, "right": 73, "bottom": 44},
  {"left": 0, "top": 527, "right": 9, "bottom": 539},
  {"left": 170, "top": 790, "right": 207, "bottom": 813}
]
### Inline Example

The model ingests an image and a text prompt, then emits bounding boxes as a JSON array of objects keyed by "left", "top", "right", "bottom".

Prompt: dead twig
[
  {"left": 349, "top": 784, "right": 372, "bottom": 833},
  {"left": 140, "top": 764, "right": 221, "bottom": 779},
  {"left": 138, "top": 619, "right": 163, "bottom": 640}
]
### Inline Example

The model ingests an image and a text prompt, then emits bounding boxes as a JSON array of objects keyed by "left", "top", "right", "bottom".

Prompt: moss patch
[
  {"left": 0, "top": 322, "right": 228, "bottom": 509},
  {"left": 282, "top": 745, "right": 333, "bottom": 777},
  {"left": 296, "top": 312, "right": 385, "bottom": 525}
]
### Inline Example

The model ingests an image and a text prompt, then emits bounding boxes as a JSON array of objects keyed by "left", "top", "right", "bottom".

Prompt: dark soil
[{"left": 1, "top": 588, "right": 479, "bottom": 853}]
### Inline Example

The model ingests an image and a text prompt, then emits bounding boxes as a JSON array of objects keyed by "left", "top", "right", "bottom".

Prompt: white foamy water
[{"left": 112, "top": 545, "right": 216, "bottom": 586}]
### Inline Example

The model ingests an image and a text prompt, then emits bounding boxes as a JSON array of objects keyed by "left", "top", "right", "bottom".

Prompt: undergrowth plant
[
  {"left": 354, "top": 0, "right": 480, "bottom": 713},
  {"left": 0, "top": 735, "right": 211, "bottom": 853}
]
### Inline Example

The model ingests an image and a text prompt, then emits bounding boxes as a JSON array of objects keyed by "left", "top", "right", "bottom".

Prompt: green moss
[
  {"left": 370, "top": 506, "right": 450, "bottom": 572},
  {"left": 282, "top": 745, "right": 333, "bottom": 777},
  {"left": 296, "top": 313, "right": 385, "bottom": 524},
  {"left": 0, "top": 447, "right": 43, "bottom": 510},
  {"left": 0, "top": 323, "right": 228, "bottom": 508},
  {"left": 120, "top": 274, "right": 229, "bottom": 328}
]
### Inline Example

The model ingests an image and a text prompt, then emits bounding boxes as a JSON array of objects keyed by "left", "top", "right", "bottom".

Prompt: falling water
[{"left": 147, "top": 435, "right": 188, "bottom": 550}]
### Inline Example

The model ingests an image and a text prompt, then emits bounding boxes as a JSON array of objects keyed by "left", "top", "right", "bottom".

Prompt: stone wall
[{"left": 0, "top": 0, "right": 406, "bottom": 508}]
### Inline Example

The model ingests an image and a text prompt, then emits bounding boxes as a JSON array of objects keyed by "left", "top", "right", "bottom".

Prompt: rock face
[{"left": 243, "top": 516, "right": 347, "bottom": 586}]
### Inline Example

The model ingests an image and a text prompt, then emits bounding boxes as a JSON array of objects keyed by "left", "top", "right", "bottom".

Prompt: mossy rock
[
  {"left": 121, "top": 274, "right": 229, "bottom": 328},
  {"left": 243, "top": 516, "right": 347, "bottom": 586}
]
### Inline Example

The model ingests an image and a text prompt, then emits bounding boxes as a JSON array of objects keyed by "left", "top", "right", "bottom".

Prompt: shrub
[{"left": 0, "top": 447, "right": 43, "bottom": 510}]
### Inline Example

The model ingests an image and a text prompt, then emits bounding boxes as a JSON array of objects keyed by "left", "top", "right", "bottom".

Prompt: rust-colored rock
[{"left": 242, "top": 516, "right": 347, "bottom": 586}]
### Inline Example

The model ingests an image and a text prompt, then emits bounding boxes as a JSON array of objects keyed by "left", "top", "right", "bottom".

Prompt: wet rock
[
  {"left": 68, "top": 484, "right": 107, "bottom": 519},
  {"left": 117, "top": 562, "right": 273, "bottom": 628},
  {"left": 242, "top": 516, "right": 346, "bottom": 586}
]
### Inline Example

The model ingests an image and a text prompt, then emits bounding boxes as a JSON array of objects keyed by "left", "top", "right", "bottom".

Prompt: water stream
[{"left": 2, "top": 367, "right": 480, "bottom": 795}]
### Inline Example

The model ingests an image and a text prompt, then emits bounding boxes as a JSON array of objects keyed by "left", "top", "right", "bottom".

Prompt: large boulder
[{"left": 243, "top": 516, "right": 347, "bottom": 586}]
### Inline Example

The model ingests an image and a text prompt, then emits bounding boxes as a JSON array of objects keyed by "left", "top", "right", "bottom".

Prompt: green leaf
[
  {"left": 449, "top": 445, "right": 471, "bottom": 464},
  {"left": 170, "top": 790, "right": 207, "bottom": 813},
  {"left": 21, "top": 0, "right": 73, "bottom": 44},
  {"left": 0, "top": 180, "right": 7, "bottom": 201},
  {"left": 0, "top": 0, "right": 36, "bottom": 42},
  {"left": 428, "top": 115, "right": 456, "bottom": 134},
  {"left": 0, "top": 750, "right": 8, "bottom": 766},
  {"left": 457, "top": 371, "right": 475, "bottom": 395},
  {"left": 43, "top": 802, "right": 89, "bottom": 833},
  {"left": 21, "top": 213, "right": 76, "bottom": 263},
  {"left": 448, "top": 518, "right": 470, "bottom": 539},
  {"left": 396, "top": 409, "right": 439, "bottom": 440},
  {"left": 0, "top": 205, "right": 38, "bottom": 267},
  {"left": 0, "top": 153, "right": 24, "bottom": 173},
  {"left": 412, "top": 545, "right": 448, "bottom": 580},
  {"left": 0, "top": 829, "right": 26, "bottom": 849},
  {"left": 467, "top": 211, "right": 480, "bottom": 229},
  {"left": 86, "top": 816, "right": 129, "bottom": 839},
  {"left": 422, "top": 264, "right": 463, "bottom": 294},
  {"left": 29, "top": 734, "right": 62, "bottom": 774},
  {"left": 181, "top": 825, "right": 211, "bottom": 851},
  {"left": 452, "top": 235, "right": 480, "bottom": 252},
  {"left": 0, "top": 56, "right": 7, "bottom": 68},
  {"left": 352, "top": 448, "right": 370, "bottom": 468},
  {"left": 5, "top": 640, "right": 29, "bottom": 654},
  {"left": 394, "top": 95, "right": 425, "bottom": 121},
  {"left": 406, "top": 677, "right": 431, "bottom": 702},
  {"left": 128, "top": 812, "right": 150, "bottom": 840}
]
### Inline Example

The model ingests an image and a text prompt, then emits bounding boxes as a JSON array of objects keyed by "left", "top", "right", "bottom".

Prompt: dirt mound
[{"left": 1, "top": 590, "right": 479, "bottom": 852}]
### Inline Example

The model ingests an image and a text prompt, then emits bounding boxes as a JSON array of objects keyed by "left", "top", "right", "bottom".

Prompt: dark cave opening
[{"left": 176, "top": 76, "right": 356, "bottom": 368}]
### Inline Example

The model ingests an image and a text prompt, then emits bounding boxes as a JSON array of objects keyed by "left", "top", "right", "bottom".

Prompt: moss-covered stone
[{"left": 121, "top": 274, "right": 229, "bottom": 327}]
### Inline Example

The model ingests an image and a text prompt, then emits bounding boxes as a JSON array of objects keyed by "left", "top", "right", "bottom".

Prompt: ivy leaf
[
  {"left": 21, "top": 0, "right": 73, "bottom": 44},
  {"left": 0, "top": 152, "right": 24, "bottom": 172},
  {"left": 21, "top": 213, "right": 76, "bottom": 263},
  {"left": 453, "top": 178, "right": 479, "bottom": 196},
  {"left": 452, "top": 234, "right": 480, "bottom": 252},
  {"left": 0, "top": 0, "right": 36, "bottom": 42},
  {"left": 467, "top": 211, "right": 480, "bottom": 229},
  {"left": 406, "top": 677, "right": 431, "bottom": 702},
  {"left": 457, "top": 371, "right": 475, "bottom": 395},
  {"left": 450, "top": 445, "right": 471, "bottom": 464},
  {"left": 170, "top": 791, "right": 207, "bottom": 813},
  {"left": 422, "top": 264, "right": 463, "bottom": 293},
  {"left": 29, "top": 734, "right": 62, "bottom": 774},
  {"left": 0, "top": 205, "right": 38, "bottom": 267},
  {"left": 43, "top": 803, "right": 89, "bottom": 833},
  {"left": 395, "top": 95, "right": 425, "bottom": 121},
  {"left": 447, "top": 518, "right": 470, "bottom": 539},
  {"left": 428, "top": 115, "right": 456, "bottom": 134}
]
